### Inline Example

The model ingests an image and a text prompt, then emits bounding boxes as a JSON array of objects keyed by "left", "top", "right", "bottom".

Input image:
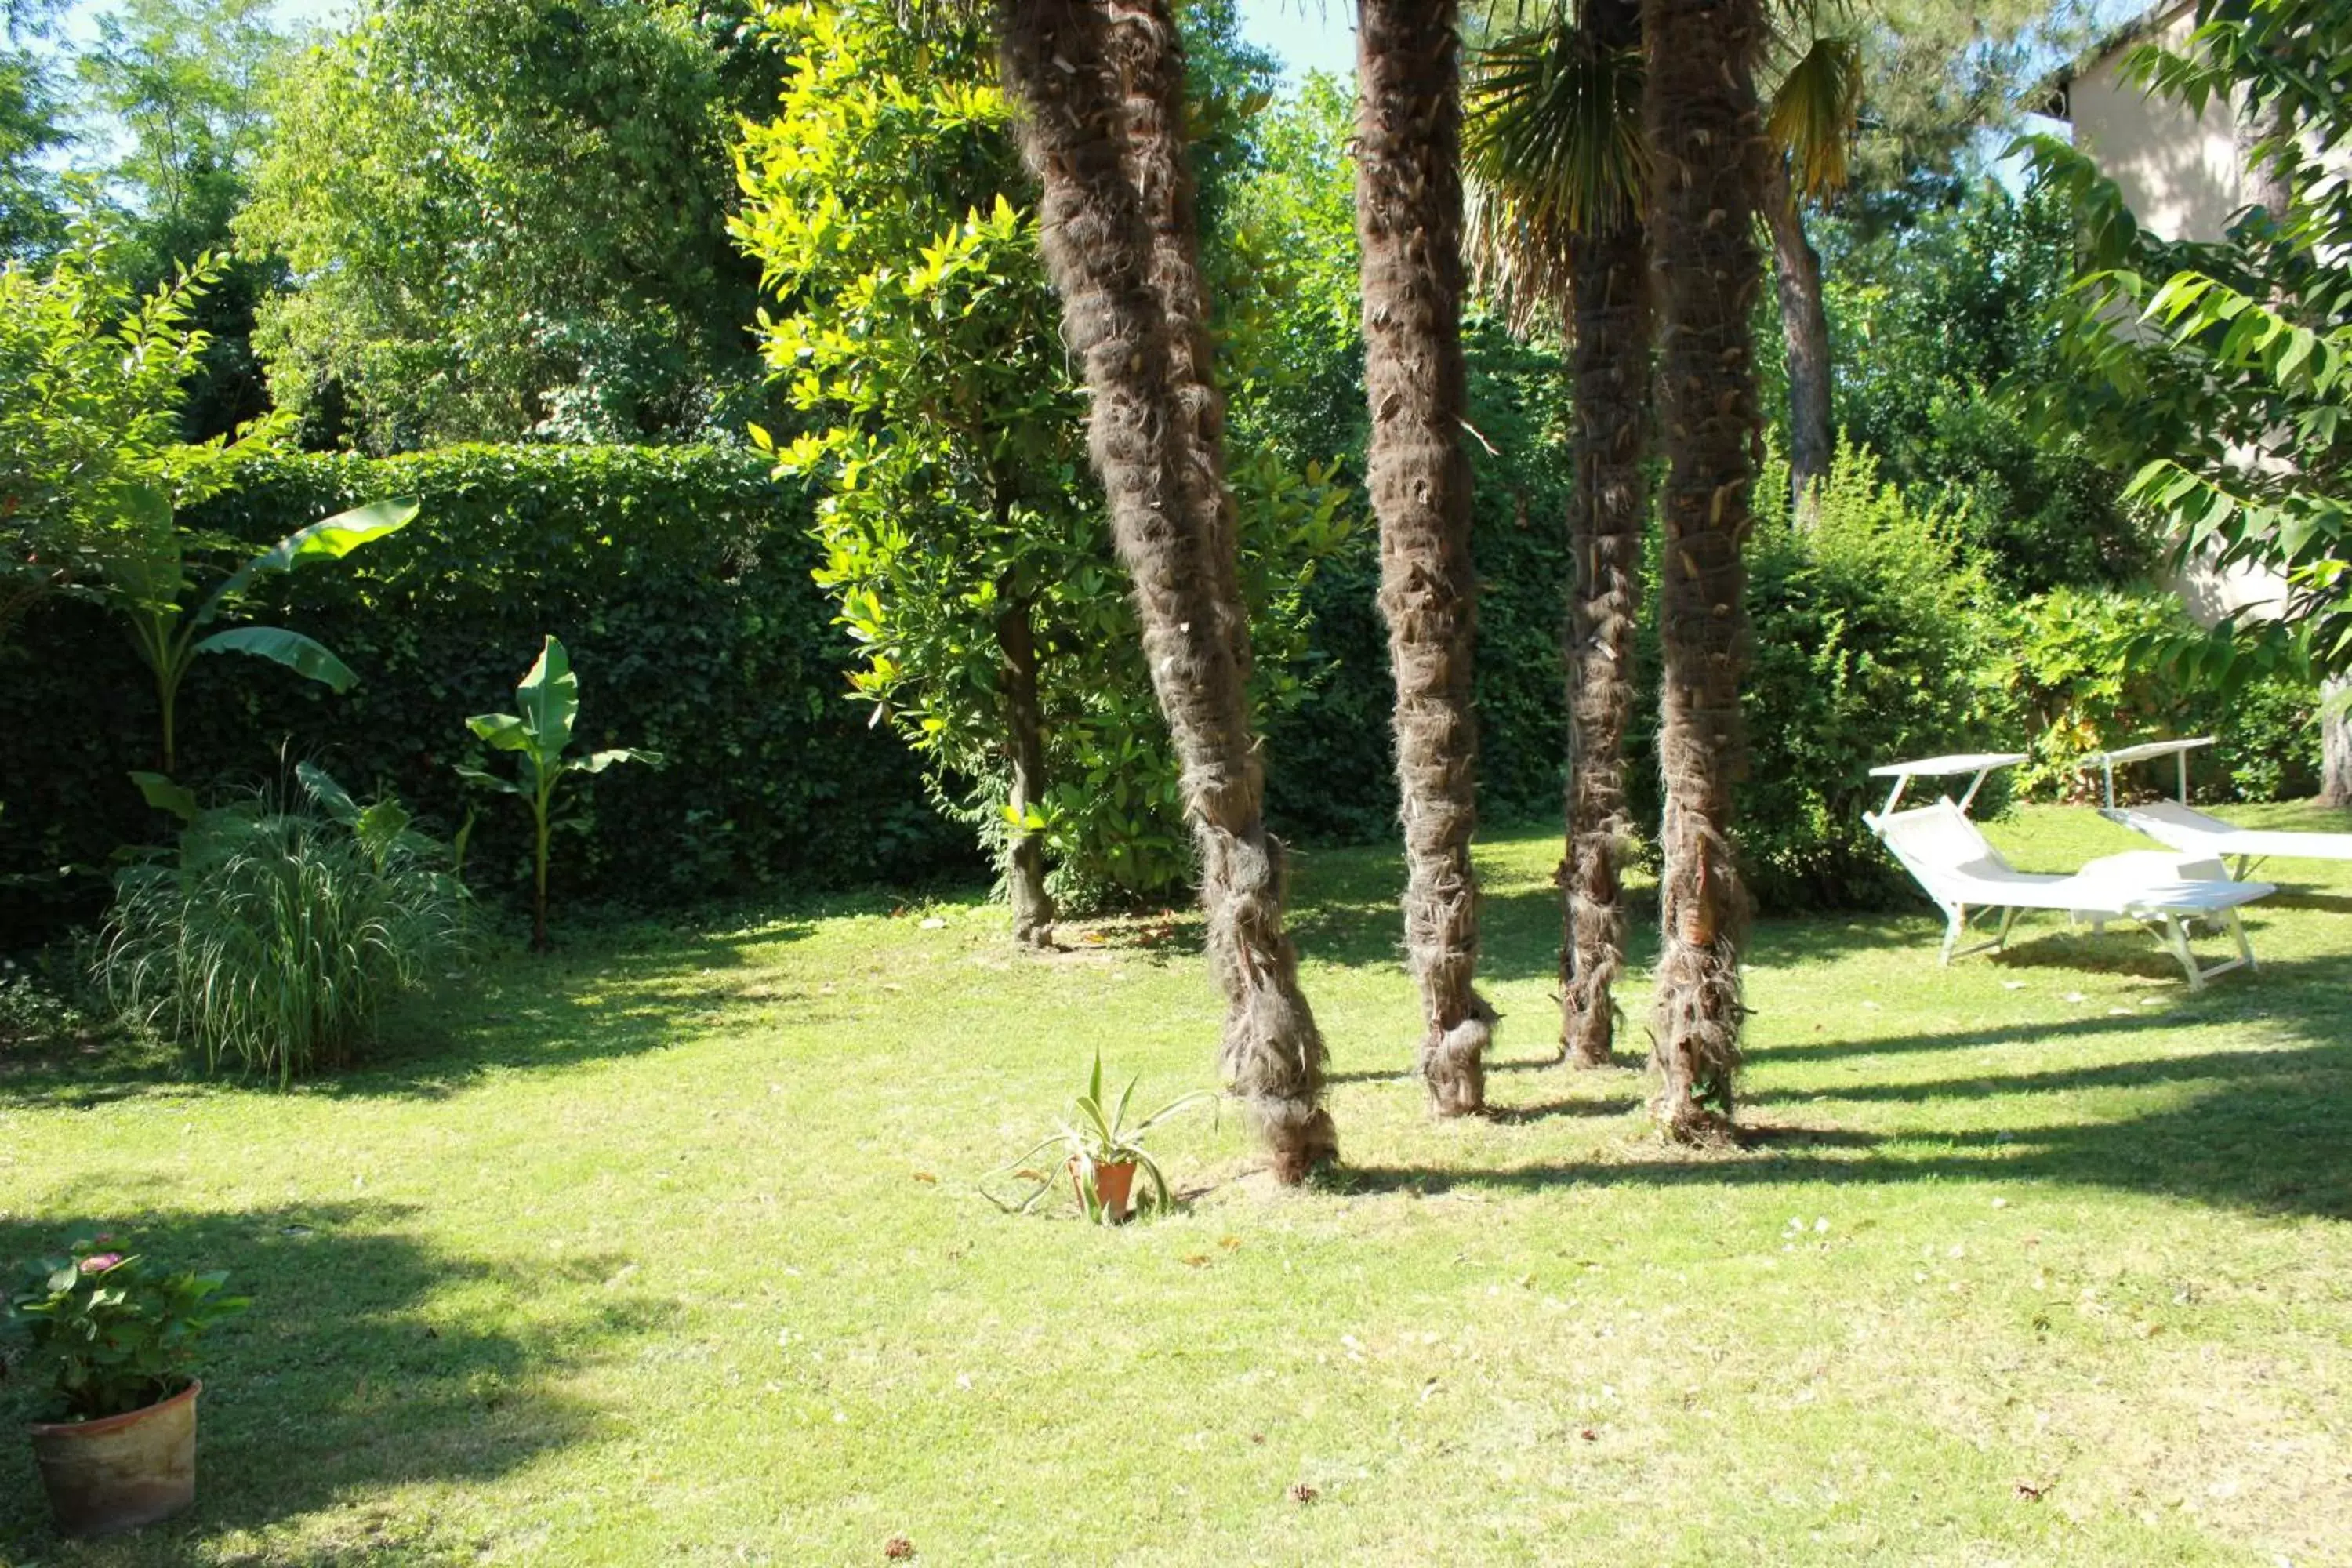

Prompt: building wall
[{"left": 2066, "top": 4, "right": 2242, "bottom": 245}]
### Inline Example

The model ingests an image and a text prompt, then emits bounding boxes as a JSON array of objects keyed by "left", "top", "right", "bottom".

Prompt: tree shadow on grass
[
  {"left": 0, "top": 1199, "right": 657, "bottom": 1559},
  {"left": 1334, "top": 986, "right": 2352, "bottom": 1221},
  {"left": 0, "top": 918, "right": 813, "bottom": 1112}
]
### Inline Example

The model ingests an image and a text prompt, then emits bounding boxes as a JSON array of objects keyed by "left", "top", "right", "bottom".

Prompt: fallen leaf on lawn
[
  {"left": 1219, "top": 1235, "right": 1241, "bottom": 1250},
  {"left": 1288, "top": 1483, "right": 1318, "bottom": 1504},
  {"left": 884, "top": 1536, "right": 916, "bottom": 1559},
  {"left": 1181, "top": 1254, "right": 1210, "bottom": 1268},
  {"left": 1080, "top": 931, "right": 1108, "bottom": 946},
  {"left": 2014, "top": 1481, "right": 2047, "bottom": 1502},
  {"left": 910, "top": 1171, "right": 937, "bottom": 1185}
]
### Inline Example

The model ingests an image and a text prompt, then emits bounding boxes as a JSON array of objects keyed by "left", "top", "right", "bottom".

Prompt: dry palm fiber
[
  {"left": 996, "top": 0, "right": 1334, "bottom": 1179},
  {"left": 1102, "top": 0, "right": 1249, "bottom": 679},
  {"left": 1356, "top": 0, "right": 1493, "bottom": 1115},
  {"left": 1559, "top": 148, "right": 1652, "bottom": 1067},
  {"left": 1557, "top": 0, "right": 1651, "bottom": 1071},
  {"left": 1642, "top": 0, "right": 1765, "bottom": 1136}
]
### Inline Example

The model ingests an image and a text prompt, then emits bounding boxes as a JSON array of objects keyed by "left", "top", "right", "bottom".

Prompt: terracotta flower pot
[
  {"left": 1070, "top": 1159, "right": 1138, "bottom": 1221},
  {"left": 27, "top": 1380, "right": 200, "bottom": 1538}
]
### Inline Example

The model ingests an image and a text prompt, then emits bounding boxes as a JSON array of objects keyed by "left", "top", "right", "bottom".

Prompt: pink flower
[{"left": 79, "top": 1253, "right": 123, "bottom": 1274}]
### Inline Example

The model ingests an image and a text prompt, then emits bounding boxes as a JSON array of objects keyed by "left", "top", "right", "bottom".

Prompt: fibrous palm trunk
[
  {"left": 1559, "top": 0, "right": 1652, "bottom": 1072},
  {"left": 998, "top": 0, "right": 1336, "bottom": 1181},
  {"left": 1762, "top": 152, "right": 1832, "bottom": 519},
  {"left": 1356, "top": 0, "right": 1492, "bottom": 1116},
  {"left": 1104, "top": 0, "right": 1249, "bottom": 677},
  {"left": 1642, "top": 0, "right": 1766, "bottom": 1138}
]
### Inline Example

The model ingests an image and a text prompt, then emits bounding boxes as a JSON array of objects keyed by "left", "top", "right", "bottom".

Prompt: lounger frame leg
[
  {"left": 1939, "top": 903, "right": 2013, "bottom": 965},
  {"left": 2152, "top": 910, "right": 2259, "bottom": 990}
]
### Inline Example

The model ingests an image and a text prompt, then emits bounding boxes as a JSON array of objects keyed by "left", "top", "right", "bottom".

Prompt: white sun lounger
[
  {"left": 1864, "top": 795, "right": 2274, "bottom": 989},
  {"left": 2085, "top": 735, "right": 2352, "bottom": 877}
]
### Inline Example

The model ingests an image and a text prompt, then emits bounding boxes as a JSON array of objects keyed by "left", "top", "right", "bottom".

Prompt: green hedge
[{"left": 0, "top": 445, "right": 973, "bottom": 943}]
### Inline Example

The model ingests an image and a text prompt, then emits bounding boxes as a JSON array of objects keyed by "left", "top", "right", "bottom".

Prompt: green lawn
[{"left": 5, "top": 804, "right": 2350, "bottom": 1566}]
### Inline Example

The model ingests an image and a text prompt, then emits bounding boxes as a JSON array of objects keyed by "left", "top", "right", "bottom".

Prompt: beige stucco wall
[{"left": 2066, "top": 5, "right": 2245, "bottom": 245}]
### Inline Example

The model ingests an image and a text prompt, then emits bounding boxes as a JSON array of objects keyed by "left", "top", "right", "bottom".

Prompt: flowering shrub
[{"left": 5, "top": 1236, "right": 249, "bottom": 1421}]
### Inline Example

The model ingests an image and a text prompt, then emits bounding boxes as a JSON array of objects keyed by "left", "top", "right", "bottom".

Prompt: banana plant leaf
[
  {"left": 202, "top": 499, "right": 420, "bottom": 620},
  {"left": 193, "top": 626, "right": 359, "bottom": 692},
  {"left": 515, "top": 635, "right": 578, "bottom": 760}
]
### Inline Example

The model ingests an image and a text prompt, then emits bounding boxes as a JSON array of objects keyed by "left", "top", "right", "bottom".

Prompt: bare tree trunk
[
  {"left": 996, "top": 580, "right": 1056, "bottom": 946},
  {"left": 999, "top": 0, "right": 1336, "bottom": 1181},
  {"left": 1642, "top": 0, "right": 1766, "bottom": 1139},
  {"left": 1559, "top": 0, "right": 1652, "bottom": 1073},
  {"left": 2323, "top": 681, "right": 2352, "bottom": 807},
  {"left": 1354, "top": 0, "right": 1491, "bottom": 1116},
  {"left": 1762, "top": 152, "right": 1831, "bottom": 520}
]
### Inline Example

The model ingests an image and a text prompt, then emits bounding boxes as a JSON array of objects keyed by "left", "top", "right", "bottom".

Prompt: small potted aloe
[
  {"left": 989, "top": 1054, "right": 1207, "bottom": 1224},
  {"left": 6, "top": 1236, "right": 249, "bottom": 1537}
]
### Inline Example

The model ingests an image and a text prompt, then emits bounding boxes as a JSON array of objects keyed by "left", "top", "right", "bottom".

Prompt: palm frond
[
  {"left": 1767, "top": 32, "right": 1864, "bottom": 198},
  {"left": 1463, "top": 16, "right": 1646, "bottom": 321}
]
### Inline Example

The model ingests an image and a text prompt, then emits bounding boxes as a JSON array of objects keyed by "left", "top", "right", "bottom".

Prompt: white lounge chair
[
  {"left": 2085, "top": 735, "right": 2352, "bottom": 878},
  {"left": 1864, "top": 794, "right": 2274, "bottom": 989}
]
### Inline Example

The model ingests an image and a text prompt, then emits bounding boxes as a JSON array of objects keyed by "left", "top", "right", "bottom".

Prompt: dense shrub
[
  {"left": 1632, "top": 445, "right": 2009, "bottom": 911},
  {"left": 1818, "top": 184, "right": 2153, "bottom": 593},
  {"left": 0, "top": 445, "right": 971, "bottom": 943},
  {"left": 1999, "top": 586, "right": 2324, "bottom": 804},
  {"left": 99, "top": 767, "right": 462, "bottom": 1084}
]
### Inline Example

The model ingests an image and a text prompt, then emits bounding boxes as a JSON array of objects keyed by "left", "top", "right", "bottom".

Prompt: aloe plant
[
  {"left": 988, "top": 1053, "right": 1208, "bottom": 1224},
  {"left": 458, "top": 636, "right": 660, "bottom": 951},
  {"left": 107, "top": 490, "right": 419, "bottom": 774}
]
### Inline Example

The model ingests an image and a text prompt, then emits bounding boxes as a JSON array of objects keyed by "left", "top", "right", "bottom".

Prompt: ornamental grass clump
[{"left": 99, "top": 764, "right": 463, "bottom": 1086}]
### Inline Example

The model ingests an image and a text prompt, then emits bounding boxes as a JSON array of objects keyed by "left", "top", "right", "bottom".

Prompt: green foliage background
[{"left": 0, "top": 445, "right": 972, "bottom": 942}]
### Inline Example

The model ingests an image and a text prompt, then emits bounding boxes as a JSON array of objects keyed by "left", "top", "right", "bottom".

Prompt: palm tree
[
  {"left": 1642, "top": 0, "right": 1766, "bottom": 1138},
  {"left": 1761, "top": 29, "right": 1863, "bottom": 513},
  {"left": 1474, "top": 10, "right": 1857, "bottom": 515},
  {"left": 996, "top": 0, "right": 1337, "bottom": 1181},
  {"left": 1465, "top": 0, "right": 1650, "bottom": 1071},
  {"left": 1356, "top": 0, "right": 1494, "bottom": 1116}
]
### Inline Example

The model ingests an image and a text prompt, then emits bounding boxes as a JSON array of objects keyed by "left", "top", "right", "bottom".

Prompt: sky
[{"left": 57, "top": 0, "right": 1359, "bottom": 74}]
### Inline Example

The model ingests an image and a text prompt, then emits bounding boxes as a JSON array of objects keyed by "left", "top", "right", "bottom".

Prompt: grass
[{"left": 3, "top": 803, "right": 2349, "bottom": 1566}]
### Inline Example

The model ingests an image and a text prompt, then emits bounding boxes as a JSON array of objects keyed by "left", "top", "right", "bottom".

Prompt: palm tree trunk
[
  {"left": 998, "top": 0, "right": 1336, "bottom": 1181},
  {"left": 1104, "top": 0, "right": 1249, "bottom": 678},
  {"left": 1642, "top": 0, "right": 1766, "bottom": 1138},
  {"left": 1355, "top": 0, "right": 1492, "bottom": 1116},
  {"left": 1559, "top": 0, "right": 1652, "bottom": 1073},
  {"left": 1762, "top": 152, "right": 1831, "bottom": 519},
  {"left": 995, "top": 579, "right": 1056, "bottom": 946}
]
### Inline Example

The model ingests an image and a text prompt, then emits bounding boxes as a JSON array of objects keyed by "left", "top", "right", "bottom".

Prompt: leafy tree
[
  {"left": 1825, "top": 182, "right": 2147, "bottom": 592},
  {"left": 0, "top": 0, "right": 67, "bottom": 257},
  {"left": 0, "top": 234, "right": 234, "bottom": 642},
  {"left": 74, "top": 0, "right": 292, "bottom": 439},
  {"left": 998, "top": 0, "right": 1338, "bottom": 1181},
  {"left": 238, "top": 0, "right": 775, "bottom": 450},
  {"left": 735, "top": 0, "right": 1346, "bottom": 933},
  {"left": 2016, "top": 0, "right": 2350, "bottom": 782}
]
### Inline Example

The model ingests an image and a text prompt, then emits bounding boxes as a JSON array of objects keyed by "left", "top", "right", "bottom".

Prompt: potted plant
[
  {"left": 5, "top": 1236, "right": 249, "bottom": 1537},
  {"left": 988, "top": 1054, "right": 1207, "bottom": 1224}
]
